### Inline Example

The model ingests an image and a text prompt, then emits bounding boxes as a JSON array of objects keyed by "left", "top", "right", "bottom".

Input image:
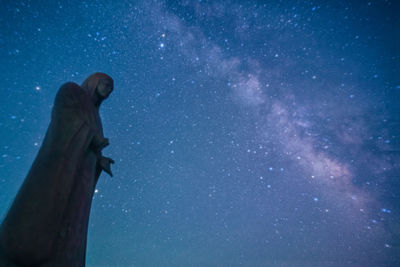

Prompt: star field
[{"left": 0, "top": 1, "right": 399, "bottom": 266}]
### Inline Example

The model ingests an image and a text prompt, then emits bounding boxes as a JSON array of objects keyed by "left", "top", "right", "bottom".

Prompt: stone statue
[{"left": 0, "top": 73, "right": 115, "bottom": 266}]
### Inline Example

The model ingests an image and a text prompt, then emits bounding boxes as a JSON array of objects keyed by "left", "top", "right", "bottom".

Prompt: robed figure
[{"left": 0, "top": 73, "right": 115, "bottom": 266}]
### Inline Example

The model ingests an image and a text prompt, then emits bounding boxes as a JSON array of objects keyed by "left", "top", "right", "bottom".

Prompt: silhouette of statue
[{"left": 0, "top": 73, "right": 115, "bottom": 266}]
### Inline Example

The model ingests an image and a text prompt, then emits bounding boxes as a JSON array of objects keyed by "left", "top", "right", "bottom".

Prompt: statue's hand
[
  {"left": 99, "top": 156, "right": 115, "bottom": 177},
  {"left": 91, "top": 135, "right": 109, "bottom": 152}
]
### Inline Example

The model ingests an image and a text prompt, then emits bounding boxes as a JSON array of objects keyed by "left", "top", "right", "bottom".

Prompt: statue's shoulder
[
  {"left": 57, "top": 82, "right": 85, "bottom": 95},
  {"left": 54, "top": 82, "right": 87, "bottom": 106}
]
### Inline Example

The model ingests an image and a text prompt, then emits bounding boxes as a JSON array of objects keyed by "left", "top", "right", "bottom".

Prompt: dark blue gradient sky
[{"left": 0, "top": 1, "right": 399, "bottom": 266}]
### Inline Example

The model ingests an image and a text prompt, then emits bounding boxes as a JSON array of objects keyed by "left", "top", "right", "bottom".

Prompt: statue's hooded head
[{"left": 81, "top": 72, "right": 114, "bottom": 106}]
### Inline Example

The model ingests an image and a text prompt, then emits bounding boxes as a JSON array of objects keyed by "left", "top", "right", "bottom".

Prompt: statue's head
[{"left": 81, "top": 72, "right": 114, "bottom": 103}]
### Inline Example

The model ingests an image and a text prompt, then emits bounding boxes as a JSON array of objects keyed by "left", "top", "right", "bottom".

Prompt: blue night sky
[{"left": 0, "top": 1, "right": 399, "bottom": 266}]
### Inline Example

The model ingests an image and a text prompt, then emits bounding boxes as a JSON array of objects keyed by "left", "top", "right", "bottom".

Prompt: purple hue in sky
[{"left": 0, "top": 1, "right": 399, "bottom": 266}]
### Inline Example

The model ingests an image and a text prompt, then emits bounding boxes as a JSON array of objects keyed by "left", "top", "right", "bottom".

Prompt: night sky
[{"left": 0, "top": 1, "right": 399, "bottom": 266}]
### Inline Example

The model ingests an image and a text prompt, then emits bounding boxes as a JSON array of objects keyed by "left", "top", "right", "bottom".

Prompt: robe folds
[{"left": 0, "top": 74, "right": 111, "bottom": 266}]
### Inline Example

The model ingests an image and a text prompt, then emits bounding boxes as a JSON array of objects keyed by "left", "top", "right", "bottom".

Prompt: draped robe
[{"left": 0, "top": 73, "right": 112, "bottom": 266}]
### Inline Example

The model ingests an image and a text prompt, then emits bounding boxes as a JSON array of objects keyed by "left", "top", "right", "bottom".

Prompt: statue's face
[{"left": 96, "top": 79, "right": 113, "bottom": 99}]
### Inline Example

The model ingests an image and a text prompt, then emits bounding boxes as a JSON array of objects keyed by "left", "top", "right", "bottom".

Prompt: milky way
[{"left": 0, "top": 1, "right": 398, "bottom": 266}]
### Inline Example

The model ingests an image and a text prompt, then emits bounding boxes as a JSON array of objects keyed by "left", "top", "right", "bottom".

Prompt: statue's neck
[{"left": 92, "top": 93, "right": 103, "bottom": 108}]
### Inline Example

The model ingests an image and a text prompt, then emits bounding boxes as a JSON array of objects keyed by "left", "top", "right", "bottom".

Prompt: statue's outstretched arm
[{"left": 90, "top": 135, "right": 114, "bottom": 177}]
